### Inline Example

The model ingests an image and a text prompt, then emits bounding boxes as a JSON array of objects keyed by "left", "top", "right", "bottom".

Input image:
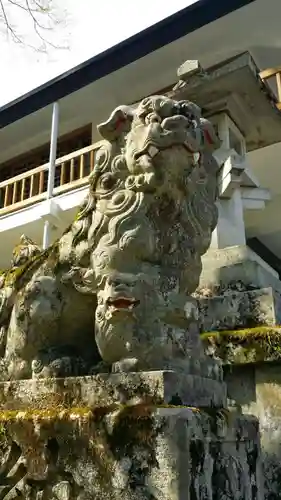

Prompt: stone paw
[
  {"left": 89, "top": 361, "right": 111, "bottom": 374},
  {"left": 32, "top": 352, "right": 90, "bottom": 379},
  {"left": 112, "top": 357, "right": 140, "bottom": 373}
]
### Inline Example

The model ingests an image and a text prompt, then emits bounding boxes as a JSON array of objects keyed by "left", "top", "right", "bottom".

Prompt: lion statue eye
[{"left": 100, "top": 173, "right": 115, "bottom": 190}]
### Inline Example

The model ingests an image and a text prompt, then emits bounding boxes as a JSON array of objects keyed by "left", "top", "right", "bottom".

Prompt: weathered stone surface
[
  {"left": 0, "top": 96, "right": 220, "bottom": 381},
  {"left": 196, "top": 239, "right": 281, "bottom": 499},
  {"left": 0, "top": 406, "right": 262, "bottom": 500},
  {"left": 198, "top": 287, "right": 281, "bottom": 333},
  {"left": 200, "top": 245, "right": 281, "bottom": 292},
  {"left": 0, "top": 371, "right": 227, "bottom": 411},
  {"left": 0, "top": 235, "right": 42, "bottom": 359}
]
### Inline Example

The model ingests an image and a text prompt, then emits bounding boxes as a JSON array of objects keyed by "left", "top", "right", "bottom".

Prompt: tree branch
[{"left": 0, "top": 0, "right": 69, "bottom": 52}]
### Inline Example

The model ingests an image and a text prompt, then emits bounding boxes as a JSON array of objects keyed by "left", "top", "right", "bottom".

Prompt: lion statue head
[{"left": 68, "top": 95, "right": 220, "bottom": 372}]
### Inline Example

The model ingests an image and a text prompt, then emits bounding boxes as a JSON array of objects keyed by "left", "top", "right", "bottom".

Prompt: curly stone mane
[
  {"left": 69, "top": 96, "right": 219, "bottom": 288},
  {"left": 0, "top": 95, "right": 221, "bottom": 380}
]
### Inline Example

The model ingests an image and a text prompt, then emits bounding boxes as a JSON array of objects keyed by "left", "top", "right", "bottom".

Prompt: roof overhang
[
  {"left": 5, "top": 0, "right": 281, "bottom": 164},
  {"left": 0, "top": 0, "right": 255, "bottom": 129}
]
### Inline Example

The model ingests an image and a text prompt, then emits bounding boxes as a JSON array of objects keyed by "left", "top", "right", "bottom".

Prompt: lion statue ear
[{"left": 97, "top": 105, "right": 135, "bottom": 141}]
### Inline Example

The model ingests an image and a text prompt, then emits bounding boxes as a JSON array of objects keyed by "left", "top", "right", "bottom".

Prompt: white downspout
[{"left": 42, "top": 101, "right": 59, "bottom": 249}]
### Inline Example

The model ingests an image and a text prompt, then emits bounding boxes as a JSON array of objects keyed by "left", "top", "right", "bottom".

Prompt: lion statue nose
[{"left": 162, "top": 114, "right": 191, "bottom": 131}]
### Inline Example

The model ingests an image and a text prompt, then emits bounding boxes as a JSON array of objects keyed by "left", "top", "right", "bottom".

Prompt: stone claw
[{"left": 112, "top": 357, "right": 140, "bottom": 373}]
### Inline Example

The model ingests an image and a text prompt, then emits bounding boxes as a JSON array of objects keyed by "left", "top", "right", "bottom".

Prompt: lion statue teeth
[{"left": 0, "top": 95, "right": 220, "bottom": 380}]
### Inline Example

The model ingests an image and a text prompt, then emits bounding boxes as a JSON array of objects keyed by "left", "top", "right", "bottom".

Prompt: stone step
[
  {"left": 0, "top": 370, "right": 227, "bottom": 410},
  {"left": 197, "top": 286, "right": 281, "bottom": 333}
]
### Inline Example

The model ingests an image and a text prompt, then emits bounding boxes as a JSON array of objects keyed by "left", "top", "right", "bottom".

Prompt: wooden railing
[
  {"left": 260, "top": 66, "right": 281, "bottom": 111},
  {"left": 0, "top": 141, "right": 103, "bottom": 216}
]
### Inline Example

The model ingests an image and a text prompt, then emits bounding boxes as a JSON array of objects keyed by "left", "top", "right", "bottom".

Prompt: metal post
[{"left": 43, "top": 102, "right": 59, "bottom": 249}]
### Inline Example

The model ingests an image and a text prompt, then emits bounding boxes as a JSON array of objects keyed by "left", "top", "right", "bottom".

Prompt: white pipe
[
  {"left": 47, "top": 101, "right": 59, "bottom": 199},
  {"left": 42, "top": 102, "right": 59, "bottom": 249},
  {"left": 42, "top": 220, "right": 50, "bottom": 250}
]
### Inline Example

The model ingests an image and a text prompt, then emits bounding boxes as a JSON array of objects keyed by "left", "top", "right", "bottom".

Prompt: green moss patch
[{"left": 201, "top": 326, "right": 281, "bottom": 365}]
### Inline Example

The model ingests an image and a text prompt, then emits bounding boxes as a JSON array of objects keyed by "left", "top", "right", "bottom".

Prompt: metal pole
[
  {"left": 42, "top": 220, "right": 50, "bottom": 249},
  {"left": 43, "top": 101, "right": 59, "bottom": 249}
]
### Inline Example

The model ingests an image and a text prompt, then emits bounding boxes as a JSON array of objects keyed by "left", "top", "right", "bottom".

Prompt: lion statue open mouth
[{"left": 0, "top": 95, "right": 220, "bottom": 380}]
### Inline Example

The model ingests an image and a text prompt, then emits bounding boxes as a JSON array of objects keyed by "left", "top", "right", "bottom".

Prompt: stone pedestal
[
  {"left": 199, "top": 286, "right": 281, "bottom": 333},
  {"left": 197, "top": 244, "right": 281, "bottom": 500},
  {"left": 197, "top": 245, "right": 281, "bottom": 333},
  {"left": 200, "top": 245, "right": 280, "bottom": 291},
  {"left": 0, "top": 372, "right": 262, "bottom": 500}
]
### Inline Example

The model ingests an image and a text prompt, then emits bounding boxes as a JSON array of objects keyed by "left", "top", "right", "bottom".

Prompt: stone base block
[
  {"left": 0, "top": 405, "right": 263, "bottom": 500},
  {"left": 0, "top": 371, "right": 227, "bottom": 410},
  {"left": 198, "top": 286, "right": 281, "bottom": 333},
  {"left": 200, "top": 245, "right": 281, "bottom": 293}
]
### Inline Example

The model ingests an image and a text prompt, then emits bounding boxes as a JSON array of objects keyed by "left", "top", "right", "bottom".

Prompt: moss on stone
[
  {"left": 0, "top": 403, "right": 224, "bottom": 425},
  {"left": 0, "top": 228, "right": 65, "bottom": 296},
  {"left": 0, "top": 406, "right": 94, "bottom": 422},
  {"left": 201, "top": 326, "right": 281, "bottom": 364},
  {"left": 0, "top": 423, "right": 7, "bottom": 443}
]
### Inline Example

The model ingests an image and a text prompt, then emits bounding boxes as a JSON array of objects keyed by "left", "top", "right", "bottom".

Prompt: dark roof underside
[{"left": 0, "top": 0, "right": 255, "bottom": 129}]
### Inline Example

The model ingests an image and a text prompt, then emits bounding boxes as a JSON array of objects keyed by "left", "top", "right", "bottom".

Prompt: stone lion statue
[{"left": 0, "top": 95, "right": 220, "bottom": 380}]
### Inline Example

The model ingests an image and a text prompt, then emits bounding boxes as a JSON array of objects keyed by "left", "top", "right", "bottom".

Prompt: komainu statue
[{"left": 0, "top": 96, "right": 220, "bottom": 380}]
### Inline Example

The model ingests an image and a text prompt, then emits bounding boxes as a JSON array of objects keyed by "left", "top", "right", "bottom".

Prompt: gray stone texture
[
  {"left": 198, "top": 287, "right": 281, "bottom": 333},
  {"left": 197, "top": 243, "right": 281, "bottom": 499},
  {"left": 196, "top": 245, "right": 281, "bottom": 334},
  {"left": 200, "top": 245, "right": 281, "bottom": 292}
]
